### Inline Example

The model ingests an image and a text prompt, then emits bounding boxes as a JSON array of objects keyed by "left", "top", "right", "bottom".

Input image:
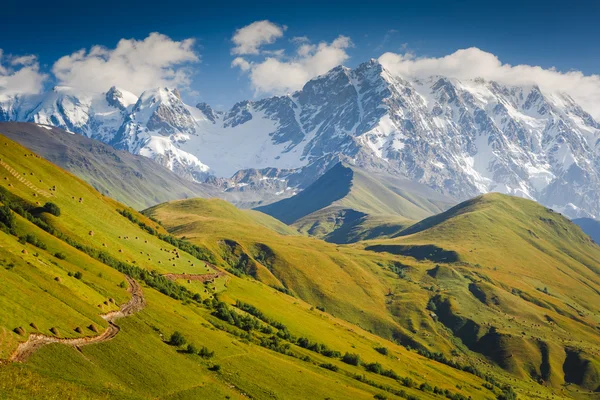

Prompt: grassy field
[{"left": 0, "top": 132, "right": 598, "bottom": 399}]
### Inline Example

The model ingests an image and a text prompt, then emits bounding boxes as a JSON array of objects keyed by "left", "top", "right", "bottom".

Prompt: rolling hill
[
  {"left": 0, "top": 134, "right": 506, "bottom": 400},
  {"left": 256, "top": 162, "right": 454, "bottom": 243},
  {"left": 365, "top": 193, "right": 600, "bottom": 391},
  {"left": 0, "top": 122, "right": 218, "bottom": 210}
]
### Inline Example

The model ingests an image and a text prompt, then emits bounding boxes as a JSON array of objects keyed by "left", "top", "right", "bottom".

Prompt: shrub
[
  {"left": 54, "top": 252, "right": 66, "bottom": 260},
  {"left": 74, "top": 271, "right": 83, "bottom": 280},
  {"left": 374, "top": 346, "right": 389, "bottom": 356},
  {"left": 374, "top": 395, "right": 387, "bottom": 400},
  {"left": 169, "top": 331, "right": 187, "bottom": 346},
  {"left": 209, "top": 364, "right": 221, "bottom": 372},
  {"left": 497, "top": 386, "right": 517, "bottom": 400},
  {"left": 319, "top": 363, "right": 339, "bottom": 372},
  {"left": 365, "top": 362, "right": 383, "bottom": 374},
  {"left": 0, "top": 204, "right": 15, "bottom": 230},
  {"left": 185, "top": 343, "right": 198, "bottom": 354},
  {"left": 342, "top": 352, "right": 361, "bottom": 366},
  {"left": 198, "top": 346, "right": 215, "bottom": 358},
  {"left": 43, "top": 202, "right": 61, "bottom": 216}
]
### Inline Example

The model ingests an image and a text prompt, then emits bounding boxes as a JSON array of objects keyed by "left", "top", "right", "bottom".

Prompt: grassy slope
[
  {"left": 257, "top": 162, "right": 453, "bottom": 242},
  {"left": 0, "top": 135, "right": 500, "bottom": 399},
  {"left": 365, "top": 193, "right": 600, "bottom": 392},
  {"left": 0, "top": 122, "right": 218, "bottom": 210}
]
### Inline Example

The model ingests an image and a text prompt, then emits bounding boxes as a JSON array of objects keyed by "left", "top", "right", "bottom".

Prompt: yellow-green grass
[
  {"left": 363, "top": 193, "right": 600, "bottom": 392},
  {"left": 0, "top": 133, "right": 593, "bottom": 399}
]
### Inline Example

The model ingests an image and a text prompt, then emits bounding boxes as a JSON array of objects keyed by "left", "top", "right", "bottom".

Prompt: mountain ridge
[{"left": 2, "top": 59, "right": 600, "bottom": 217}]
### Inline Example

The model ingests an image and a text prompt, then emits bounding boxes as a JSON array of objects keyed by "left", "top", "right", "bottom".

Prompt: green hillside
[
  {"left": 0, "top": 122, "right": 218, "bottom": 210},
  {"left": 257, "top": 162, "right": 454, "bottom": 243},
  {"left": 365, "top": 193, "right": 600, "bottom": 392},
  {"left": 0, "top": 134, "right": 508, "bottom": 399}
]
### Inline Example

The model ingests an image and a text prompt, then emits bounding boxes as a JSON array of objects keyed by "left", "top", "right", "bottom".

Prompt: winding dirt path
[
  {"left": 7, "top": 276, "right": 145, "bottom": 363},
  {"left": 163, "top": 262, "right": 226, "bottom": 283}
]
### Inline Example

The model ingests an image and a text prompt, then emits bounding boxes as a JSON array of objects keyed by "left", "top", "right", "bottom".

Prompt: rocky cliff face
[{"left": 2, "top": 59, "right": 599, "bottom": 217}]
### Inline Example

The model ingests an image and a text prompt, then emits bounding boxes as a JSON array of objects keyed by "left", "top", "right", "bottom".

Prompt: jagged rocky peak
[
  {"left": 195, "top": 102, "right": 221, "bottom": 123},
  {"left": 134, "top": 87, "right": 196, "bottom": 135}
]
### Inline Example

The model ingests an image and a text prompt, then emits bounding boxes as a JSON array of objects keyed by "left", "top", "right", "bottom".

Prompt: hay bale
[
  {"left": 102, "top": 243, "right": 107, "bottom": 247},
  {"left": 21, "top": 249, "right": 28, "bottom": 255},
  {"left": 109, "top": 298, "right": 115, "bottom": 303},
  {"left": 29, "top": 322, "right": 38, "bottom": 330},
  {"left": 74, "top": 327, "right": 82, "bottom": 334},
  {"left": 89, "top": 230, "right": 94, "bottom": 236},
  {"left": 88, "top": 324, "right": 98, "bottom": 333},
  {"left": 103, "top": 301, "right": 109, "bottom": 306},
  {"left": 50, "top": 327, "right": 59, "bottom": 335},
  {"left": 54, "top": 276, "right": 62, "bottom": 283},
  {"left": 13, "top": 327, "right": 25, "bottom": 336}
]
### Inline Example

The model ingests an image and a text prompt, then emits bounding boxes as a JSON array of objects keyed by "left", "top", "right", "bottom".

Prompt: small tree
[
  {"left": 169, "top": 331, "right": 186, "bottom": 346},
  {"left": 341, "top": 352, "right": 361, "bottom": 366},
  {"left": 497, "top": 386, "right": 517, "bottom": 400},
  {"left": 374, "top": 346, "right": 389, "bottom": 356},
  {"left": 198, "top": 346, "right": 215, "bottom": 358},
  {"left": 43, "top": 202, "right": 61, "bottom": 216},
  {"left": 0, "top": 204, "right": 15, "bottom": 230},
  {"left": 365, "top": 362, "right": 383, "bottom": 374},
  {"left": 185, "top": 343, "right": 198, "bottom": 354},
  {"left": 74, "top": 271, "right": 83, "bottom": 280}
]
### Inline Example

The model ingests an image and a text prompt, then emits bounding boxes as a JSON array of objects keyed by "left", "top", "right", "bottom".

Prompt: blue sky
[{"left": 1, "top": 0, "right": 599, "bottom": 110}]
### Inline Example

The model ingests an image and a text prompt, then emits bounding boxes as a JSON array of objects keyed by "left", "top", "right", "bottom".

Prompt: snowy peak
[{"left": 1, "top": 59, "right": 600, "bottom": 218}]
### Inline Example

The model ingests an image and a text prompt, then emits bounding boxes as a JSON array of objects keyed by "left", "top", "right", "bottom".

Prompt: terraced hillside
[{"left": 0, "top": 134, "right": 507, "bottom": 399}]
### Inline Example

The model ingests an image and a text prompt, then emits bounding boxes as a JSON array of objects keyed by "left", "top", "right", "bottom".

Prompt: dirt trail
[
  {"left": 163, "top": 262, "right": 226, "bottom": 283},
  {"left": 0, "top": 159, "right": 51, "bottom": 198},
  {"left": 7, "top": 276, "right": 145, "bottom": 363}
]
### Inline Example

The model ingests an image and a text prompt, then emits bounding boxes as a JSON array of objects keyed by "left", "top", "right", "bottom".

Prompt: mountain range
[{"left": 1, "top": 59, "right": 599, "bottom": 218}]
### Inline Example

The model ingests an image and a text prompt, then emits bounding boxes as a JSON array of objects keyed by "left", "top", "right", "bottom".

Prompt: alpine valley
[{"left": 1, "top": 55, "right": 600, "bottom": 400}]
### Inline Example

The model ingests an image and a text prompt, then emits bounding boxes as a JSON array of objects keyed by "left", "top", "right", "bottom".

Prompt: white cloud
[
  {"left": 379, "top": 47, "right": 600, "bottom": 119},
  {"left": 0, "top": 50, "right": 47, "bottom": 100},
  {"left": 233, "top": 35, "right": 353, "bottom": 94},
  {"left": 52, "top": 32, "right": 199, "bottom": 95},
  {"left": 231, "top": 20, "right": 286, "bottom": 55}
]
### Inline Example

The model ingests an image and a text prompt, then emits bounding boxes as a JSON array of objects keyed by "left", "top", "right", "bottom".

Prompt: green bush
[
  {"left": 74, "top": 271, "right": 83, "bottom": 280},
  {"left": 185, "top": 343, "right": 198, "bottom": 354},
  {"left": 0, "top": 204, "right": 15, "bottom": 230},
  {"left": 198, "top": 346, "right": 215, "bottom": 358},
  {"left": 374, "top": 346, "right": 389, "bottom": 356},
  {"left": 365, "top": 362, "right": 383, "bottom": 374},
  {"left": 342, "top": 352, "right": 361, "bottom": 366},
  {"left": 43, "top": 202, "right": 61, "bottom": 216},
  {"left": 54, "top": 252, "right": 66, "bottom": 260},
  {"left": 319, "top": 363, "right": 339, "bottom": 372},
  {"left": 169, "top": 331, "right": 187, "bottom": 346}
]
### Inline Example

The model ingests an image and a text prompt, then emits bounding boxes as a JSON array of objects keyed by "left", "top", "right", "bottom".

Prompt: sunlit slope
[
  {"left": 257, "top": 162, "right": 453, "bottom": 242},
  {"left": 365, "top": 193, "right": 600, "bottom": 391},
  {"left": 0, "top": 122, "right": 217, "bottom": 210},
  {"left": 0, "top": 135, "right": 500, "bottom": 399}
]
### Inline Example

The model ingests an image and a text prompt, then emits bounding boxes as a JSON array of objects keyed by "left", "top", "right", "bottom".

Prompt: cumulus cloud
[
  {"left": 0, "top": 50, "right": 47, "bottom": 100},
  {"left": 233, "top": 35, "right": 353, "bottom": 94},
  {"left": 231, "top": 20, "right": 286, "bottom": 55},
  {"left": 379, "top": 47, "right": 600, "bottom": 119},
  {"left": 52, "top": 32, "right": 199, "bottom": 95}
]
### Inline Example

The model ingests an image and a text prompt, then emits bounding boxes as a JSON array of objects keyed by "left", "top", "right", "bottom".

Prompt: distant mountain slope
[
  {"left": 256, "top": 162, "right": 454, "bottom": 242},
  {"left": 0, "top": 122, "right": 218, "bottom": 209},
  {"left": 366, "top": 193, "right": 600, "bottom": 388},
  {"left": 574, "top": 217, "right": 600, "bottom": 244},
  {"left": 3, "top": 60, "right": 600, "bottom": 218}
]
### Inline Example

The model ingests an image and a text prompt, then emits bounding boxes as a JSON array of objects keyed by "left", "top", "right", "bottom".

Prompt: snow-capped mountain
[{"left": 2, "top": 59, "right": 599, "bottom": 218}]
